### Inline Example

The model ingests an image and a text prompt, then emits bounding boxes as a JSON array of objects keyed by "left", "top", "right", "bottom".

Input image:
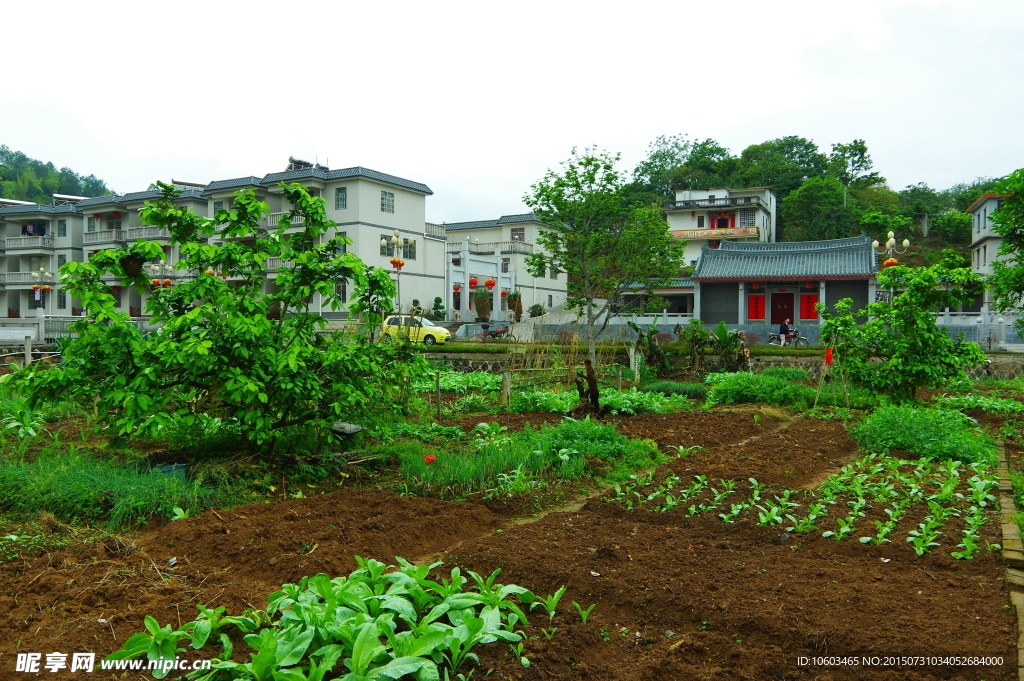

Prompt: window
[
  {"left": 501, "top": 257, "right": 510, "bottom": 273},
  {"left": 380, "top": 234, "right": 416, "bottom": 259},
  {"left": 57, "top": 254, "right": 67, "bottom": 269},
  {"left": 57, "top": 220, "right": 67, "bottom": 237},
  {"left": 511, "top": 227, "right": 525, "bottom": 242},
  {"left": 547, "top": 295, "right": 553, "bottom": 308},
  {"left": 108, "top": 219, "right": 122, "bottom": 231},
  {"left": 983, "top": 245, "right": 987, "bottom": 265},
  {"left": 111, "top": 288, "right": 122, "bottom": 305},
  {"left": 335, "top": 187, "right": 347, "bottom": 210},
  {"left": 550, "top": 266, "right": 559, "bottom": 280},
  {"left": 335, "top": 281, "right": 347, "bottom": 303},
  {"left": 381, "top": 191, "right": 394, "bottom": 213},
  {"left": 87, "top": 217, "right": 96, "bottom": 232},
  {"left": 338, "top": 231, "right": 347, "bottom": 254},
  {"left": 57, "top": 290, "right": 67, "bottom": 310},
  {"left": 214, "top": 201, "right": 224, "bottom": 213},
  {"left": 403, "top": 240, "right": 416, "bottom": 260},
  {"left": 697, "top": 216, "right": 705, "bottom": 228}
]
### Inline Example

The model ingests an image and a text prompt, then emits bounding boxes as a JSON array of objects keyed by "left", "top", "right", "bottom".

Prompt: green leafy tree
[
  {"left": 858, "top": 209, "right": 912, "bottom": 242},
  {"left": 987, "top": 168, "right": 1024, "bottom": 333},
  {"left": 524, "top": 147, "right": 684, "bottom": 364},
  {"left": 819, "top": 253, "right": 987, "bottom": 402},
  {"left": 929, "top": 209, "right": 973, "bottom": 244},
  {"left": 7, "top": 183, "right": 421, "bottom": 453},
  {"left": 630, "top": 134, "right": 692, "bottom": 198},
  {"left": 827, "top": 139, "right": 883, "bottom": 198},
  {"left": 780, "top": 176, "right": 856, "bottom": 241},
  {"left": 667, "top": 139, "right": 739, "bottom": 190},
  {"left": 0, "top": 145, "right": 112, "bottom": 201},
  {"left": 734, "top": 136, "right": 827, "bottom": 200}
]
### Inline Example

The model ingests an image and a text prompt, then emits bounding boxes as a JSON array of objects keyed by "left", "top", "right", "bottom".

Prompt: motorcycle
[
  {"left": 766, "top": 327, "right": 809, "bottom": 347},
  {"left": 477, "top": 324, "right": 518, "bottom": 342}
]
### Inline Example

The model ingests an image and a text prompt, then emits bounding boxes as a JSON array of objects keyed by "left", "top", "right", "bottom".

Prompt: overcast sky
[{"left": 2, "top": 0, "right": 1021, "bottom": 223}]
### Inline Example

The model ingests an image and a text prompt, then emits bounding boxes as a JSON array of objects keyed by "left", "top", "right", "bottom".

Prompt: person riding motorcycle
[{"left": 778, "top": 318, "right": 791, "bottom": 347}]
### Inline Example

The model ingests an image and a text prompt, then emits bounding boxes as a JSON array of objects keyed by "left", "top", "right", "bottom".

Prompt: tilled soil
[{"left": 0, "top": 408, "right": 1016, "bottom": 680}]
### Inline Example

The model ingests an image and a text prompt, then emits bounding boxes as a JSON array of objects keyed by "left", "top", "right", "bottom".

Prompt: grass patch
[
  {"left": 397, "top": 417, "right": 664, "bottom": 496},
  {"left": 0, "top": 446, "right": 248, "bottom": 528},
  {"left": 851, "top": 405, "right": 997, "bottom": 464}
]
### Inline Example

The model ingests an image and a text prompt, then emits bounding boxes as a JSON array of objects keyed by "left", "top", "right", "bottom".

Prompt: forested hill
[{"left": 0, "top": 145, "right": 112, "bottom": 203}]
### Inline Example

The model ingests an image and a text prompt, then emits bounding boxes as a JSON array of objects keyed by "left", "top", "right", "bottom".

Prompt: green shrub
[
  {"left": 0, "top": 447, "right": 238, "bottom": 527},
  {"left": 708, "top": 372, "right": 816, "bottom": 407},
  {"left": 600, "top": 388, "right": 690, "bottom": 415},
  {"left": 640, "top": 381, "right": 709, "bottom": 400},
  {"left": 935, "top": 394, "right": 1024, "bottom": 416},
  {"left": 509, "top": 391, "right": 575, "bottom": 414},
  {"left": 760, "top": 367, "right": 810, "bottom": 381},
  {"left": 851, "top": 406, "right": 997, "bottom": 463}
]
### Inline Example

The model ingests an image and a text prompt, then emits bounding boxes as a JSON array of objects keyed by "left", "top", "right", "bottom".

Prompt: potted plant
[
  {"left": 528, "top": 303, "right": 544, "bottom": 318},
  {"left": 474, "top": 287, "right": 491, "bottom": 322},
  {"left": 506, "top": 290, "right": 522, "bottom": 322}
]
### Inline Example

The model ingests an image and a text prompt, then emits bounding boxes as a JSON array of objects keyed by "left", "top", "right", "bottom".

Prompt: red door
[{"left": 771, "top": 293, "right": 793, "bottom": 325}]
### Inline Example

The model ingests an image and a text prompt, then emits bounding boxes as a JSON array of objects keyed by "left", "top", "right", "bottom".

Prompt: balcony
[
  {"left": 256, "top": 212, "right": 305, "bottom": 229},
  {"left": 4, "top": 236, "right": 54, "bottom": 252},
  {"left": 265, "top": 257, "right": 296, "bottom": 271},
  {"left": 84, "top": 230, "right": 127, "bottom": 245},
  {"left": 425, "top": 222, "right": 446, "bottom": 239},
  {"left": 446, "top": 241, "right": 534, "bottom": 255},
  {"left": 664, "top": 196, "right": 766, "bottom": 210},
  {"left": 0, "top": 272, "right": 55, "bottom": 287},
  {"left": 125, "top": 226, "right": 172, "bottom": 240}
]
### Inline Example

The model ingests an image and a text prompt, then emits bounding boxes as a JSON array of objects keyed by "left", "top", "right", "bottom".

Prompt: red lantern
[
  {"left": 111, "top": 286, "right": 120, "bottom": 292},
  {"left": 484, "top": 279, "right": 496, "bottom": 289},
  {"left": 151, "top": 278, "right": 161, "bottom": 286},
  {"left": 469, "top": 277, "right": 478, "bottom": 287},
  {"left": 42, "top": 285, "right": 51, "bottom": 292},
  {"left": 92, "top": 214, "right": 100, "bottom": 220},
  {"left": 500, "top": 290, "right": 508, "bottom": 297},
  {"left": 113, "top": 211, "right": 121, "bottom": 218},
  {"left": 205, "top": 269, "right": 215, "bottom": 275},
  {"left": 453, "top": 285, "right": 461, "bottom": 292},
  {"left": 163, "top": 279, "right": 172, "bottom": 286},
  {"left": 32, "top": 284, "right": 40, "bottom": 290},
  {"left": 882, "top": 258, "right": 899, "bottom": 269}
]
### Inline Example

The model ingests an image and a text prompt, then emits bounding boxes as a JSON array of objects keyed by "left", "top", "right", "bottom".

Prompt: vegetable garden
[{"left": 3, "top": 366, "right": 1024, "bottom": 680}]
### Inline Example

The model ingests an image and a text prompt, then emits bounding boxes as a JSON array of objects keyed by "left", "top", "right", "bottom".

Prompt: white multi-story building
[
  {"left": 967, "top": 191, "right": 1014, "bottom": 325},
  {"left": 0, "top": 160, "right": 444, "bottom": 320},
  {"left": 443, "top": 214, "right": 567, "bottom": 320},
  {"left": 664, "top": 186, "right": 778, "bottom": 265}
]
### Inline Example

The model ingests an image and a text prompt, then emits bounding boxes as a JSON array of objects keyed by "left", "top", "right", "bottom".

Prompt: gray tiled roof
[
  {"left": 120, "top": 187, "right": 206, "bottom": 203},
  {"left": 446, "top": 213, "right": 539, "bottom": 231},
  {"left": 258, "top": 167, "right": 433, "bottom": 195},
  {"left": 76, "top": 195, "right": 126, "bottom": 208},
  {"left": 0, "top": 203, "right": 80, "bottom": 216},
  {"left": 204, "top": 176, "right": 263, "bottom": 192},
  {"left": 497, "top": 213, "right": 539, "bottom": 224},
  {"left": 625, "top": 277, "right": 694, "bottom": 290},
  {"left": 445, "top": 219, "right": 500, "bottom": 231},
  {"left": 692, "top": 235, "right": 877, "bottom": 280}
]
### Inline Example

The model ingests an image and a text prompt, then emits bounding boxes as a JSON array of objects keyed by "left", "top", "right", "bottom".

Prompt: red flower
[{"left": 423, "top": 454, "right": 437, "bottom": 464}]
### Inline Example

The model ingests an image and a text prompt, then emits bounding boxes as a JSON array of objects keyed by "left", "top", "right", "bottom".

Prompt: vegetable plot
[
  {"left": 610, "top": 453, "right": 1000, "bottom": 558},
  {"left": 108, "top": 555, "right": 563, "bottom": 681}
]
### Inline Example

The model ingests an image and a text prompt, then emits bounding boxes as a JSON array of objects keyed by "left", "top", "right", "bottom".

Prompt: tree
[
  {"left": 986, "top": 167, "right": 1024, "bottom": 334},
  {"left": 780, "top": 176, "right": 856, "bottom": 241},
  {"left": 827, "top": 139, "right": 884, "bottom": 198},
  {"left": 667, "top": 139, "right": 739, "bottom": 190},
  {"left": 819, "top": 253, "right": 987, "bottom": 402},
  {"left": 6, "top": 183, "right": 421, "bottom": 454},
  {"left": 524, "top": 147, "right": 684, "bottom": 364},
  {"left": 734, "top": 136, "right": 827, "bottom": 200},
  {"left": 0, "top": 145, "right": 112, "bottom": 201},
  {"left": 929, "top": 209, "right": 973, "bottom": 244},
  {"left": 630, "top": 134, "right": 692, "bottom": 198}
]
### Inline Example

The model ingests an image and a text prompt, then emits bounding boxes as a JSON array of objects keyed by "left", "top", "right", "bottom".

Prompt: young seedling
[
  {"left": 572, "top": 601, "right": 596, "bottom": 624},
  {"left": 530, "top": 586, "right": 567, "bottom": 624},
  {"left": 540, "top": 627, "right": 558, "bottom": 641}
]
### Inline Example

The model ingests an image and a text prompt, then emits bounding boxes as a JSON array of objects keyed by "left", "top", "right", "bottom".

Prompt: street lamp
[
  {"left": 872, "top": 232, "right": 911, "bottom": 303},
  {"left": 381, "top": 230, "right": 414, "bottom": 312},
  {"left": 31, "top": 266, "right": 53, "bottom": 315},
  {"left": 148, "top": 263, "right": 175, "bottom": 289}
]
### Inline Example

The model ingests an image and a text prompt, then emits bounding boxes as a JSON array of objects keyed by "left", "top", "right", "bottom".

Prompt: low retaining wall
[{"left": 422, "top": 350, "right": 1024, "bottom": 381}]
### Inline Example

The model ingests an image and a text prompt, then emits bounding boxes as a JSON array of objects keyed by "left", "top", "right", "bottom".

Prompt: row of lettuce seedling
[
  {"left": 108, "top": 556, "right": 583, "bottom": 680},
  {"left": 611, "top": 453, "right": 1000, "bottom": 558}
]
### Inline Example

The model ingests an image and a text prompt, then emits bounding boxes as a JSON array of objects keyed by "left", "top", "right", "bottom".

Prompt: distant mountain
[{"left": 0, "top": 145, "right": 112, "bottom": 203}]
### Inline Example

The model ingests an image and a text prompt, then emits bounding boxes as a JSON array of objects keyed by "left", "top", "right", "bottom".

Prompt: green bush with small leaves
[
  {"left": 852, "top": 406, "right": 997, "bottom": 463},
  {"left": 708, "top": 372, "right": 816, "bottom": 407}
]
